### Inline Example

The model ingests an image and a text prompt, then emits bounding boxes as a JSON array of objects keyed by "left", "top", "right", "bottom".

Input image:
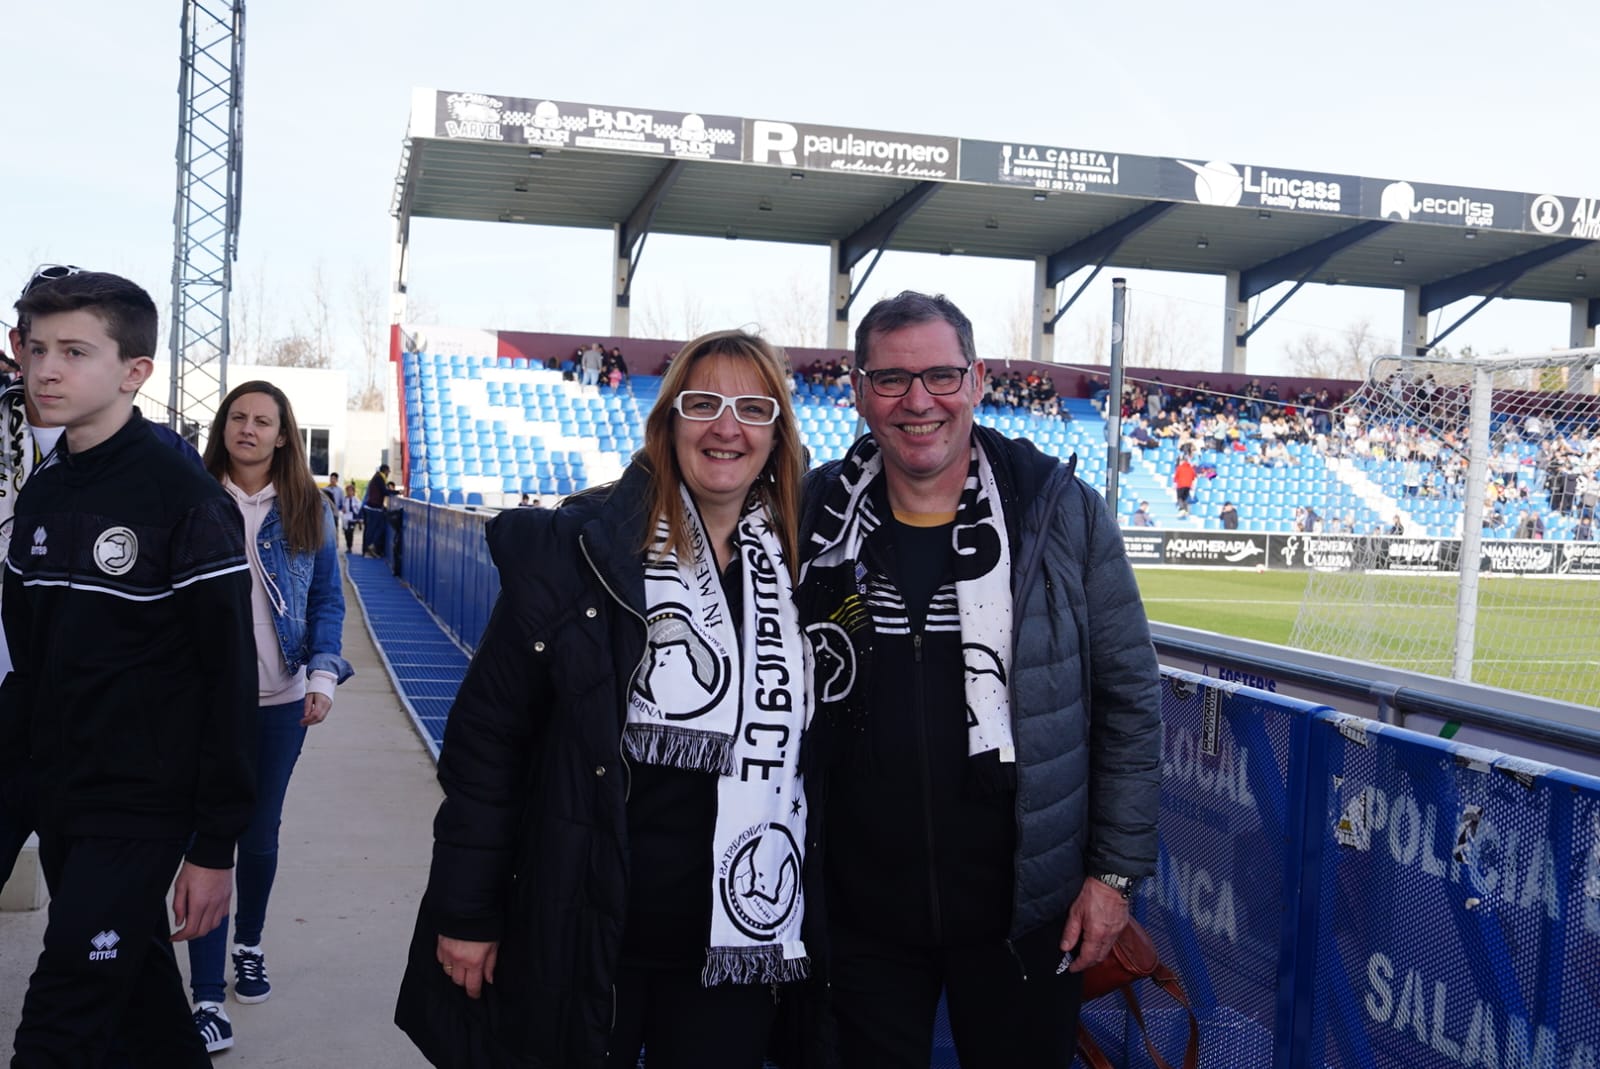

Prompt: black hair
[
  {"left": 14, "top": 272, "right": 158, "bottom": 361},
  {"left": 854, "top": 290, "right": 977, "bottom": 369}
]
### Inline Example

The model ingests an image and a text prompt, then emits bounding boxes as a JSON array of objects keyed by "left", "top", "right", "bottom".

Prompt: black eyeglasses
[
  {"left": 21, "top": 264, "right": 85, "bottom": 298},
  {"left": 855, "top": 365, "right": 970, "bottom": 398}
]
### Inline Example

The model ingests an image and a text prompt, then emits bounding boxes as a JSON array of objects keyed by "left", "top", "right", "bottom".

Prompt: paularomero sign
[{"left": 745, "top": 119, "right": 956, "bottom": 180}]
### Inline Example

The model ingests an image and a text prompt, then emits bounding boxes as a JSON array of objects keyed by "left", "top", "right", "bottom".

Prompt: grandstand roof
[{"left": 396, "top": 89, "right": 1600, "bottom": 311}]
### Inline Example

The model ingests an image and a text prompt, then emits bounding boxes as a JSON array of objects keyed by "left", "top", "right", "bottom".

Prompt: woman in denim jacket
[{"left": 188, "top": 380, "right": 355, "bottom": 1053}]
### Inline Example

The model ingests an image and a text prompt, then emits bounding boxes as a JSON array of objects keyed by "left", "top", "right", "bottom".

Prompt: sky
[{"left": 4, "top": 0, "right": 1597, "bottom": 389}]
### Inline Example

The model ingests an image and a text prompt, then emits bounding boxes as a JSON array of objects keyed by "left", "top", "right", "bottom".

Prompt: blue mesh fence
[{"left": 1300, "top": 713, "right": 1600, "bottom": 1069}]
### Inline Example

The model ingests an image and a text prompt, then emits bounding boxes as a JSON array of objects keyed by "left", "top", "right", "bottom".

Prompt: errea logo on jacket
[
  {"left": 30, "top": 526, "right": 46, "bottom": 556},
  {"left": 89, "top": 930, "right": 120, "bottom": 961}
]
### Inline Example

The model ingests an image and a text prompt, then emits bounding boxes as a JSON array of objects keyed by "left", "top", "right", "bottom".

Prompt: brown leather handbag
[{"left": 1076, "top": 918, "right": 1199, "bottom": 1069}]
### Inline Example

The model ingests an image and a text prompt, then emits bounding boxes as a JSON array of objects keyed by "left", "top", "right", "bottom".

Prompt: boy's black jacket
[{"left": 0, "top": 411, "right": 256, "bottom": 868}]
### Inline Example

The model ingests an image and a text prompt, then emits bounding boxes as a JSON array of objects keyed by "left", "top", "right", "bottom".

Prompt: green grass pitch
[{"left": 1133, "top": 568, "right": 1600, "bottom": 707}]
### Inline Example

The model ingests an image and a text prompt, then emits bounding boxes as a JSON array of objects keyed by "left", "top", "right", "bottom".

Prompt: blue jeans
[
  {"left": 188, "top": 701, "right": 307, "bottom": 1004},
  {"left": 362, "top": 505, "right": 387, "bottom": 555}
]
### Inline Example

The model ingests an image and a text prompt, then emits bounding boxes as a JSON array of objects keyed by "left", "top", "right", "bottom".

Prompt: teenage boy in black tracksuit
[{"left": 1, "top": 272, "right": 256, "bottom": 1068}]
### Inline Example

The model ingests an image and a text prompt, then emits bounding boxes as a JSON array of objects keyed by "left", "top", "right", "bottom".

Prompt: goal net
[{"left": 1287, "top": 349, "right": 1600, "bottom": 709}]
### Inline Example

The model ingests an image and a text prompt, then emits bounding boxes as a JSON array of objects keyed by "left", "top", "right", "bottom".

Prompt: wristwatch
[{"left": 1092, "top": 873, "right": 1139, "bottom": 900}]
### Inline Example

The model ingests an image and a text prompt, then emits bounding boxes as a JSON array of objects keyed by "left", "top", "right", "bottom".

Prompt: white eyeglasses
[{"left": 673, "top": 391, "right": 779, "bottom": 426}]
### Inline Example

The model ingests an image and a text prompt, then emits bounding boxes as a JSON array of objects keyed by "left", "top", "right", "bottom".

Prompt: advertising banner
[
  {"left": 1273, "top": 533, "right": 1372, "bottom": 572},
  {"left": 1363, "top": 177, "right": 1526, "bottom": 231},
  {"left": 1160, "top": 158, "right": 1360, "bottom": 216},
  {"left": 1559, "top": 541, "right": 1600, "bottom": 575},
  {"left": 1161, "top": 532, "right": 1270, "bottom": 567},
  {"left": 1305, "top": 714, "right": 1600, "bottom": 1068},
  {"left": 1524, "top": 193, "right": 1600, "bottom": 239},
  {"left": 1478, "top": 539, "right": 1558, "bottom": 576},
  {"left": 744, "top": 118, "right": 957, "bottom": 179},
  {"left": 433, "top": 91, "right": 741, "bottom": 161},
  {"left": 1374, "top": 536, "right": 1457, "bottom": 573},
  {"left": 956, "top": 139, "right": 1160, "bottom": 196},
  {"left": 1082, "top": 674, "right": 1308, "bottom": 1066},
  {"left": 1121, "top": 531, "right": 1168, "bottom": 565}
]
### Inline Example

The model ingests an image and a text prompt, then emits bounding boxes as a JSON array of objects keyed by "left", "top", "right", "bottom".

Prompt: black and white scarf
[
  {"left": 799, "top": 435, "right": 1015, "bottom": 765},
  {"left": 625, "top": 486, "right": 811, "bottom": 985}
]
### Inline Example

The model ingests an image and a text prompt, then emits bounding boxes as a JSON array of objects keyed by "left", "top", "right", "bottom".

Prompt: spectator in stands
[
  {"left": 1401, "top": 453, "right": 1424, "bottom": 497},
  {"left": 362, "top": 464, "right": 393, "bottom": 557},
  {"left": 1132, "top": 500, "right": 1154, "bottom": 526},
  {"left": 1127, "top": 416, "right": 1158, "bottom": 451},
  {"left": 1219, "top": 501, "right": 1239, "bottom": 530},
  {"left": 517, "top": 493, "right": 531, "bottom": 507},
  {"left": 1173, "top": 450, "right": 1196, "bottom": 517},
  {"left": 1387, "top": 515, "right": 1406, "bottom": 536},
  {"left": 580, "top": 343, "right": 603, "bottom": 389},
  {"left": 188, "top": 382, "right": 353, "bottom": 1052},
  {"left": 398, "top": 329, "right": 815, "bottom": 1069},
  {"left": 797, "top": 290, "right": 1160, "bottom": 1067},
  {"left": 1576, "top": 513, "right": 1594, "bottom": 541}
]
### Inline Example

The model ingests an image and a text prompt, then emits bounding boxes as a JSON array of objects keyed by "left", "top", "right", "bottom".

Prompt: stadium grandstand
[{"left": 402, "top": 343, "right": 1599, "bottom": 545}]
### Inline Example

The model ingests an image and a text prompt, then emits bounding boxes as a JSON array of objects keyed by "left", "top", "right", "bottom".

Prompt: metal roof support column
[
  {"left": 1401, "top": 286, "right": 1428, "bottom": 357},
  {"left": 390, "top": 202, "right": 411, "bottom": 326},
  {"left": 1031, "top": 255, "right": 1055, "bottom": 363},
  {"left": 830, "top": 181, "right": 942, "bottom": 346},
  {"left": 613, "top": 160, "right": 686, "bottom": 337},
  {"left": 611, "top": 225, "right": 632, "bottom": 337},
  {"left": 827, "top": 240, "right": 851, "bottom": 350},
  {"left": 1221, "top": 270, "right": 1247, "bottom": 374},
  {"left": 1572, "top": 301, "right": 1597, "bottom": 394}
]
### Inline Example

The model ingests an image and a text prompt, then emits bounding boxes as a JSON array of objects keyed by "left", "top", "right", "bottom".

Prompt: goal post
[{"left": 1287, "top": 347, "right": 1600, "bottom": 709}]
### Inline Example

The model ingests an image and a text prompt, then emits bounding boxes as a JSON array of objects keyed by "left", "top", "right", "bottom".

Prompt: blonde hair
[{"left": 640, "top": 330, "right": 803, "bottom": 580}]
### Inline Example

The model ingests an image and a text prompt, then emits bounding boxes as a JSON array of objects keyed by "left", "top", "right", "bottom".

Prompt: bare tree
[
  {"left": 752, "top": 273, "right": 824, "bottom": 348},
  {"left": 1286, "top": 317, "right": 1390, "bottom": 380},
  {"left": 1285, "top": 331, "right": 1338, "bottom": 378},
  {"left": 229, "top": 262, "right": 274, "bottom": 365},
  {"left": 679, "top": 292, "right": 708, "bottom": 340},
  {"left": 632, "top": 285, "right": 705, "bottom": 341},
  {"left": 1124, "top": 294, "right": 1204, "bottom": 369},
  {"left": 995, "top": 293, "right": 1034, "bottom": 363},
  {"left": 348, "top": 268, "right": 386, "bottom": 410},
  {"left": 307, "top": 261, "right": 335, "bottom": 367},
  {"left": 260, "top": 333, "right": 329, "bottom": 369},
  {"left": 1068, "top": 314, "right": 1110, "bottom": 365}
]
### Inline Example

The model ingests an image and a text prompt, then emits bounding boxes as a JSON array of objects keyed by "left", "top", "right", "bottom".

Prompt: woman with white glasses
[{"left": 398, "top": 330, "right": 819, "bottom": 1069}]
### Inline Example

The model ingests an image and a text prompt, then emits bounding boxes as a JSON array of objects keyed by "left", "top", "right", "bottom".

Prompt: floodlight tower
[{"left": 168, "top": 0, "right": 245, "bottom": 442}]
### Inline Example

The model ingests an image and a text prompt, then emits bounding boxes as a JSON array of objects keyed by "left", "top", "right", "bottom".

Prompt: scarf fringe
[
  {"left": 623, "top": 723, "right": 736, "bottom": 777},
  {"left": 701, "top": 945, "right": 812, "bottom": 987}
]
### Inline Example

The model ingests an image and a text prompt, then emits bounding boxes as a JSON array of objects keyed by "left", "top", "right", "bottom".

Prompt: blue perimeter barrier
[{"left": 384, "top": 499, "right": 1600, "bottom": 1068}]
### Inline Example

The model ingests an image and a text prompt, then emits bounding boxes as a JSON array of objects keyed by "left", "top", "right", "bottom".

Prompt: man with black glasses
[{"left": 797, "top": 290, "right": 1163, "bottom": 1068}]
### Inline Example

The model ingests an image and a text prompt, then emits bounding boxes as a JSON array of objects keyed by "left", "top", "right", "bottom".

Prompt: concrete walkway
[{"left": 0, "top": 565, "right": 443, "bottom": 1065}]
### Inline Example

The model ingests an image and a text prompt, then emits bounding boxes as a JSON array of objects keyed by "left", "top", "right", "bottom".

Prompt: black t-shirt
[
  {"left": 620, "top": 553, "right": 742, "bottom": 967},
  {"left": 888, "top": 515, "right": 954, "bottom": 632}
]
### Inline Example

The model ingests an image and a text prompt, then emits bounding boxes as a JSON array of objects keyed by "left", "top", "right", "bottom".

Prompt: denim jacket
[{"left": 256, "top": 497, "right": 354, "bottom": 684}]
